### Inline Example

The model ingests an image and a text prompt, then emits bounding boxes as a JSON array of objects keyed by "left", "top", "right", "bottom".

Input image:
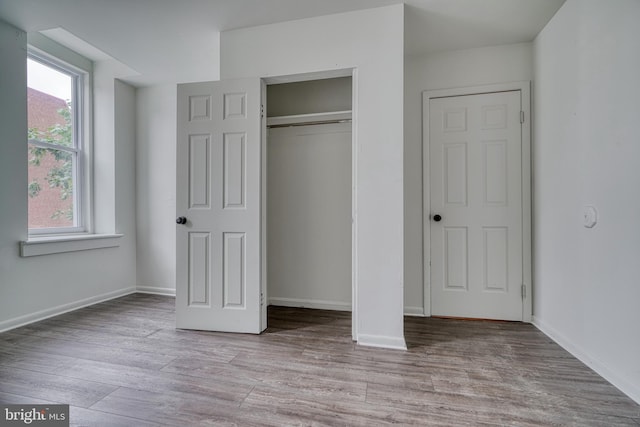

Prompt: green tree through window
[{"left": 28, "top": 102, "right": 74, "bottom": 220}]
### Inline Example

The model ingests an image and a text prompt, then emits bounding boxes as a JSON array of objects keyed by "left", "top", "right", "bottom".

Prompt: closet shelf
[{"left": 266, "top": 110, "right": 352, "bottom": 128}]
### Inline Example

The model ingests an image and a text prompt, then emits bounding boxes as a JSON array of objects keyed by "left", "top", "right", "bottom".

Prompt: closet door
[{"left": 175, "top": 78, "right": 265, "bottom": 333}]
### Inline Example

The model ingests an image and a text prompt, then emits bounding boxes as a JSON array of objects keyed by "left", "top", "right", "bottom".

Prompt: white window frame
[{"left": 27, "top": 49, "right": 89, "bottom": 236}]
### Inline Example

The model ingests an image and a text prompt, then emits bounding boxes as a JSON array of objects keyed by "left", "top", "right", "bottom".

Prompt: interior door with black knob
[
  {"left": 428, "top": 90, "right": 524, "bottom": 321},
  {"left": 175, "top": 78, "right": 265, "bottom": 334}
]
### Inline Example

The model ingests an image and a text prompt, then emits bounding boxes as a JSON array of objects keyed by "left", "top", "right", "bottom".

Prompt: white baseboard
[
  {"left": 136, "top": 286, "right": 176, "bottom": 297},
  {"left": 0, "top": 287, "right": 136, "bottom": 333},
  {"left": 404, "top": 306, "right": 425, "bottom": 316},
  {"left": 268, "top": 297, "right": 351, "bottom": 312},
  {"left": 533, "top": 315, "right": 640, "bottom": 405},
  {"left": 357, "top": 333, "right": 407, "bottom": 350}
]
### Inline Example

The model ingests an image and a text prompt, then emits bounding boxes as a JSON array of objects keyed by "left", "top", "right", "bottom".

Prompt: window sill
[{"left": 20, "top": 233, "right": 123, "bottom": 257}]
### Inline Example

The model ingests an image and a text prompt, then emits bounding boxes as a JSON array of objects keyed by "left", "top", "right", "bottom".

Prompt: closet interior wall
[{"left": 266, "top": 77, "right": 353, "bottom": 311}]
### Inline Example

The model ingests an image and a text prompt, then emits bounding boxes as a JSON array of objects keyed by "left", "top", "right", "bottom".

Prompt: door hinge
[
  {"left": 521, "top": 284, "right": 526, "bottom": 299},
  {"left": 520, "top": 111, "right": 525, "bottom": 124},
  {"left": 260, "top": 292, "right": 264, "bottom": 306},
  {"left": 261, "top": 104, "right": 265, "bottom": 119}
]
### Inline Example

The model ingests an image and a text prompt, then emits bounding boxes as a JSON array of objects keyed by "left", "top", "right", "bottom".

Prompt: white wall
[
  {"left": 113, "top": 78, "right": 137, "bottom": 274},
  {"left": 221, "top": 5, "right": 405, "bottom": 349},
  {"left": 0, "top": 19, "right": 137, "bottom": 331},
  {"left": 267, "top": 124, "right": 352, "bottom": 311},
  {"left": 267, "top": 77, "right": 352, "bottom": 116},
  {"left": 533, "top": 0, "right": 640, "bottom": 403},
  {"left": 404, "top": 43, "right": 533, "bottom": 314},
  {"left": 135, "top": 85, "right": 178, "bottom": 295}
]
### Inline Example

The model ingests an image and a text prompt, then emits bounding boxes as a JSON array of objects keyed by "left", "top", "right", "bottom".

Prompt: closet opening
[{"left": 264, "top": 75, "right": 354, "bottom": 336}]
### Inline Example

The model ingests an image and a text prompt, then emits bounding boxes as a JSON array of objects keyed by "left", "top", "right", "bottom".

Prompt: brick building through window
[{"left": 27, "top": 86, "right": 73, "bottom": 229}]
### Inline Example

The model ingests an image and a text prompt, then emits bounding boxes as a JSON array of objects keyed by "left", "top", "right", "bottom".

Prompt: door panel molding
[{"left": 422, "top": 82, "right": 532, "bottom": 322}]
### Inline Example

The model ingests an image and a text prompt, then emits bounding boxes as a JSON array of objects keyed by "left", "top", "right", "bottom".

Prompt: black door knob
[
  {"left": 433, "top": 214, "right": 442, "bottom": 222},
  {"left": 176, "top": 216, "right": 187, "bottom": 225}
]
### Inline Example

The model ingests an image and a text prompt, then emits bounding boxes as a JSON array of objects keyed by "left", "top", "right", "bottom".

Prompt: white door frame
[
  {"left": 262, "top": 68, "right": 359, "bottom": 340},
  {"left": 422, "top": 82, "right": 532, "bottom": 322}
]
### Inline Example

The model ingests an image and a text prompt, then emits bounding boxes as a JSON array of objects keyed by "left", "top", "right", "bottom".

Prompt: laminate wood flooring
[{"left": 1, "top": 294, "right": 638, "bottom": 426}]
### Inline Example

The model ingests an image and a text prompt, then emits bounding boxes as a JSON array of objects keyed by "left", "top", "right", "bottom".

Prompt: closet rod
[
  {"left": 266, "top": 110, "right": 352, "bottom": 128},
  {"left": 267, "top": 119, "right": 351, "bottom": 129}
]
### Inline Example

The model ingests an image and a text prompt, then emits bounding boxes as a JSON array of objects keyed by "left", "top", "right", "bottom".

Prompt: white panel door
[
  {"left": 176, "top": 79, "right": 265, "bottom": 333},
  {"left": 430, "top": 91, "right": 523, "bottom": 320}
]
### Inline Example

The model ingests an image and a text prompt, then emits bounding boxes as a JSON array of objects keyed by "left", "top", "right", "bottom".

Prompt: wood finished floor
[{"left": 0, "top": 294, "right": 638, "bottom": 426}]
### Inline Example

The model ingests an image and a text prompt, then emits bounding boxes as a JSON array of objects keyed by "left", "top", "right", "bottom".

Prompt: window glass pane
[
  {"left": 28, "top": 144, "right": 75, "bottom": 229},
  {"left": 27, "top": 56, "right": 79, "bottom": 231},
  {"left": 27, "top": 58, "right": 73, "bottom": 148}
]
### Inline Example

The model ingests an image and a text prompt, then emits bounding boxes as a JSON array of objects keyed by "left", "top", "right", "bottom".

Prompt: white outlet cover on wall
[{"left": 583, "top": 205, "right": 598, "bottom": 228}]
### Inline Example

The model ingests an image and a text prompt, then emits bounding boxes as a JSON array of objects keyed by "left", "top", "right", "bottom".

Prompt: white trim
[
  {"left": 351, "top": 68, "right": 359, "bottom": 341},
  {"left": 136, "top": 286, "right": 176, "bottom": 297},
  {"left": 0, "top": 287, "right": 135, "bottom": 333},
  {"left": 20, "top": 233, "right": 123, "bottom": 257},
  {"left": 357, "top": 334, "right": 407, "bottom": 350},
  {"left": 260, "top": 79, "right": 268, "bottom": 332},
  {"left": 269, "top": 297, "right": 351, "bottom": 312},
  {"left": 422, "top": 89, "right": 431, "bottom": 317},
  {"left": 533, "top": 316, "right": 640, "bottom": 405},
  {"left": 424, "top": 82, "right": 529, "bottom": 99},
  {"left": 404, "top": 306, "right": 425, "bottom": 316},
  {"left": 520, "top": 83, "right": 532, "bottom": 323},
  {"left": 263, "top": 68, "right": 353, "bottom": 85},
  {"left": 422, "top": 81, "right": 532, "bottom": 322}
]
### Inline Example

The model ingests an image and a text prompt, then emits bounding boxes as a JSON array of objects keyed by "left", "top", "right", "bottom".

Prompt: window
[{"left": 27, "top": 51, "right": 86, "bottom": 234}]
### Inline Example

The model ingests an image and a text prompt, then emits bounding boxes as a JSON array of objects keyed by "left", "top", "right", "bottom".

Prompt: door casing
[
  {"left": 422, "top": 82, "right": 532, "bottom": 321},
  {"left": 263, "top": 68, "right": 358, "bottom": 340}
]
